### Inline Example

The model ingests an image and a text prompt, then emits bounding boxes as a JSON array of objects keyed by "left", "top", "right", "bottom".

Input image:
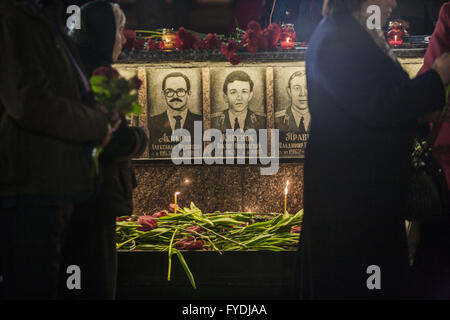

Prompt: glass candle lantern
[
  {"left": 161, "top": 28, "right": 177, "bottom": 51},
  {"left": 280, "top": 24, "right": 296, "bottom": 49},
  {"left": 280, "top": 24, "right": 296, "bottom": 50},
  {"left": 387, "top": 21, "right": 405, "bottom": 47}
]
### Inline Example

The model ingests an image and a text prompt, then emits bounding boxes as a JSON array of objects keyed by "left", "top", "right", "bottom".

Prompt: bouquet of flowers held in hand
[
  {"left": 90, "top": 66, "right": 143, "bottom": 116},
  {"left": 89, "top": 66, "right": 144, "bottom": 174}
]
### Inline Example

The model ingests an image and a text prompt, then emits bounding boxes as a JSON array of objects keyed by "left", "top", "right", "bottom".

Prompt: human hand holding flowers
[
  {"left": 96, "top": 104, "right": 122, "bottom": 147},
  {"left": 90, "top": 66, "right": 143, "bottom": 172}
]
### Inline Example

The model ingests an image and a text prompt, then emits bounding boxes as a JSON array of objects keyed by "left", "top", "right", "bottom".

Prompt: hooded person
[{"left": 59, "top": 0, "right": 148, "bottom": 299}]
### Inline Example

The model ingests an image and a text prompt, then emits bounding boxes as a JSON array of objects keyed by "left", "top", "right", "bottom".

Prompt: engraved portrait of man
[
  {"left": 275, "top": 70, "right": 310, "bottom": 134},
  {"left": 211, "top": 70, "right": 266, "bottom": 133},
  {"left": 148, "top": 72, "right": 202, "bottom": 137}
]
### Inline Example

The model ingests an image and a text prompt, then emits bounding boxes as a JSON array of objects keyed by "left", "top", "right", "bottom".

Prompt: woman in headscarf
[
  {"left": 297, "top": 0, "right": 450, "bottom": 299},
  {"left": 60, "top": 0, "right": 148, "bottom": 299}
]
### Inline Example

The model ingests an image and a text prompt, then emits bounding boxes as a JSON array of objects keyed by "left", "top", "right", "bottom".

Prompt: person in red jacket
[{"left": 414, "top": 1, "right": 450, "bottom": 300}]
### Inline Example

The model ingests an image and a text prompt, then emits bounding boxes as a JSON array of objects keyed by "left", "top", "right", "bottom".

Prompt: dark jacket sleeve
[
  {"left": 100, "top": 117, "right": 148, "bottom": 162},
  {"left": 0, "top": 8, "right": 109, "bottom": 144},
  {"left": 312, "top": 32, "right": 446, "bottom": 129}
]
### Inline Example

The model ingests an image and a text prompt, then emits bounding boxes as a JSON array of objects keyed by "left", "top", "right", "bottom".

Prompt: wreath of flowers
[{"left": 121, "top": 21, "right": 282, "bottom": 66}]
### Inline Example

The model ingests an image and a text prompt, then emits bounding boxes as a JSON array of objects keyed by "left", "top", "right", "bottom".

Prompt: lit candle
[
  {"left": 280, "top": 24, "right": 296, "bottom": 50},
  {"left": 161, "top": 28, "right": 177, "bottom": 51},
  {"left": 174, "top": 192, "right": 180, "bottom": 214},
  {"left": 284, "top": 181, "right": 289, "bottom": 214}
]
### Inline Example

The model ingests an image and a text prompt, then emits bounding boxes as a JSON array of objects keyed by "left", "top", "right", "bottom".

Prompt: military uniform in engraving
[
  {"left": 211, "top": 109, "right": 266, "bottom": 132},
  {"left": 275, "top": 106, "right": 311, "bottom": 133},
  {"left": 211, "top": 70, "right": 266, "bottom": 133}
]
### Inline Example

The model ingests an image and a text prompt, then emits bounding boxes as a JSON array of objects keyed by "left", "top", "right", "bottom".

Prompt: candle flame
[
  {"left": 175, "top": 192, "right": 180, "bottom": 196},
  {"left": 285, "top": 186, "right": 288, "bottom": 196}
]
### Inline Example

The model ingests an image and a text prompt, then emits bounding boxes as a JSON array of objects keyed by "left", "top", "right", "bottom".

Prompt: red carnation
[
  {"left": 92, "top": 66, "right": 120, "bottom": 79},
  {"left": 123, "top": 29, "right": 136, "bottom": 51},
  {"left": 205, "top": 33, "right": 220, "bottom": 50},
  {"left": 169, "top": 203, "right": 176, "bottom": 212},
  {"left": 176, "top": 27, "right": 197, "bottom": 50},
  {"left": 134, "top": 38, "right": 145, "bottom": 51},
  {"left": 228, "top": 40, "right": 239, "bottom": 52},
  {"left": 246, "top": 42, "right": 259, "bottom": 53},
  {"left": 175, "top": 35, "right": 184, "bottom": 49},
  {"left": 152, "top": 210, "right": 168, "bottom": 219},
  {"left": 221, "top": 40, "right": 239, "bottom": 58},
  {"left": 147, "top": 38, "right": 158, "bottom": 51},
  {"left": 247, "top": 20, "right": 262, "bottom": 33},
  {"left": 194, "top": 38, "right": 207, "bottom": 50},
  {"left": 258, "top": 36, "right": 268, "bottom": 50},
  {"left": 229, "top": 54, "right": 241, "bottom": 65},
  {"left": 137, "top": 215, "right": 157, "bottom": 231},
  {"left": 264, "top": 23, "right": 282, "bottom": 49}
]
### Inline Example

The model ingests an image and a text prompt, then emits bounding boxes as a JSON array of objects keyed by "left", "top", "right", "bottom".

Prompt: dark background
[{"left": 64, "top": 0, "right": 448, "bottom": 36}]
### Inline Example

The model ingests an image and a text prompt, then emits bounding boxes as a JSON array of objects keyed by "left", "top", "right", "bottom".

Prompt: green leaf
[
  {"left": 89, "top": 75, "right": 107, "bottom": 86},
  {"left": 173, "top": 248, "right": 197, "bottom": 290},
  {"left": 132, "top": 103, "right": 143, "bottom": 115},
  {"left": 167, "top": 229, "right": 178, "bottom": 281}
]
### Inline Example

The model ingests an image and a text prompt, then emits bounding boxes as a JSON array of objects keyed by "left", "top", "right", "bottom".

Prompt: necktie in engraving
[
  {"left": 234, "top": 117, "right": 240, "bottom": 130},
  {"left": 299, "top": 116, "right": 306, "bottom": 133},
  {"left": 174, "top": 115, "right": 182, "bottom": 130}
]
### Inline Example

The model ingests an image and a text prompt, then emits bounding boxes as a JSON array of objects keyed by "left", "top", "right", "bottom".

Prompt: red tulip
[
  {"left": 186, "top": 225, "right": 203, "bottom": 233},
  {"left": 175, "top": 238, "right": 204, "bottom": 250},
  {"left": 152, "top": 210, "right": 168, "bottom": 218},
  {"left": 137, "top": 215, "right": 157, "bottom": 231}
]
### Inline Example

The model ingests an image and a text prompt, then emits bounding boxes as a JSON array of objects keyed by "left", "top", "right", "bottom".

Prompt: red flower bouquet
[
  {"left": 90, "top": 66, "right": 143, "bottom": 116},
  {"left": 176, "top": 27, "right": 199, "bottom": 50}
]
